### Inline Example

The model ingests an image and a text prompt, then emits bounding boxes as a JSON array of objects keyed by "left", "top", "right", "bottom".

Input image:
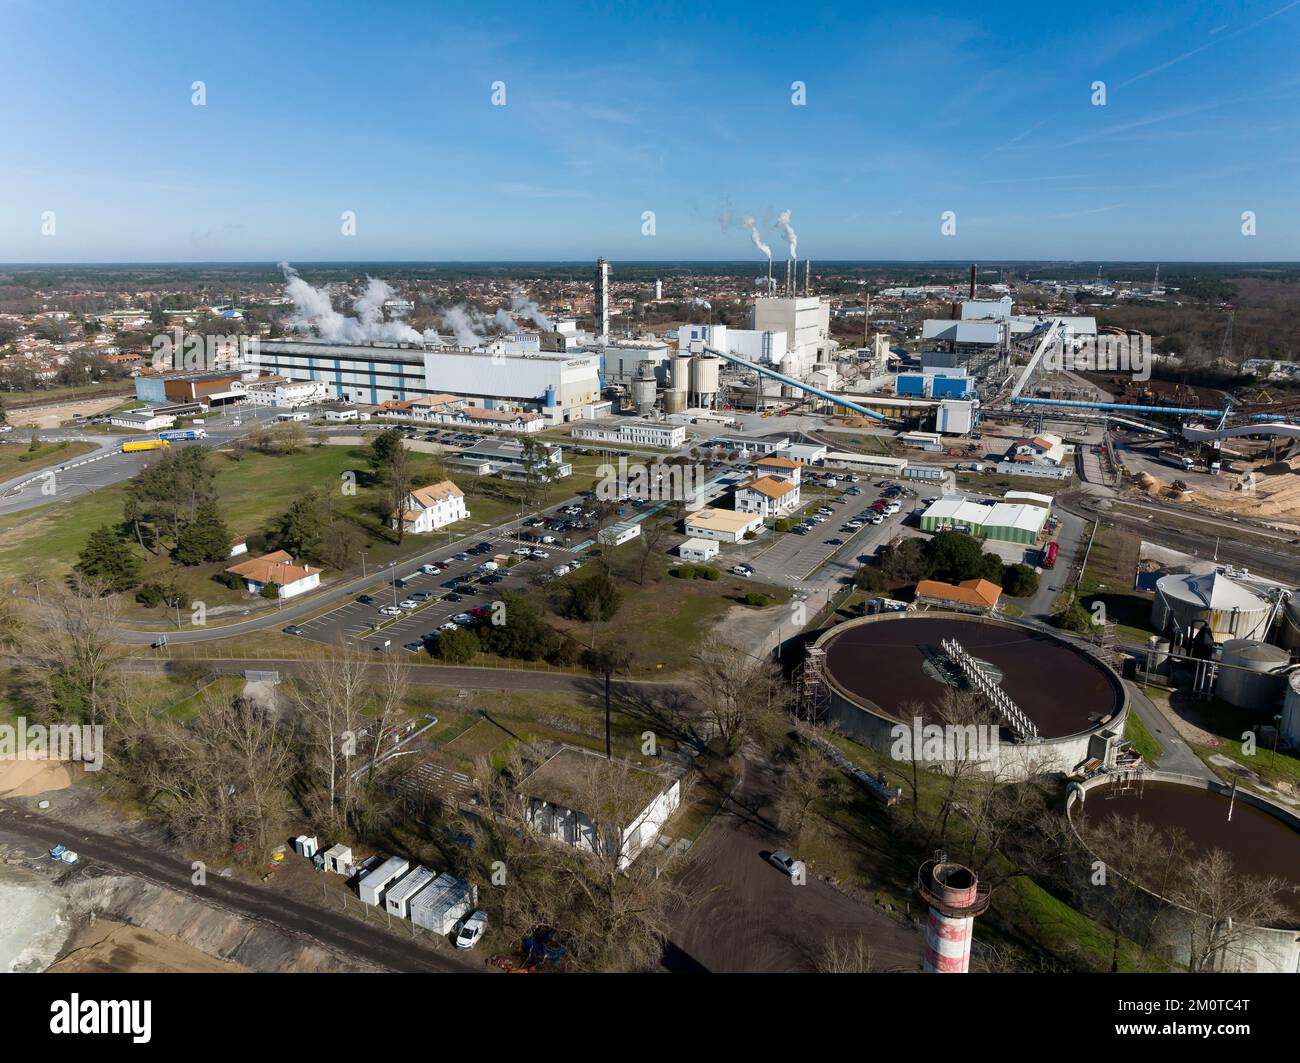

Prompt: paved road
[
  {"left": 665, "top": 752, "right": 923, "bottom": 973},
  {"left": 1123, "top": 681, "right": 1218, "bottom": 780},
  {"left": 0, "top": 805, "right": 478, "bottom": 973}
]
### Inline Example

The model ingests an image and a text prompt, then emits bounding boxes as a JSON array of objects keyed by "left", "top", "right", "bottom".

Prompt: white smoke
[
  {"left": 493, "top": 309, "right": 518, "bottom": 332},
  {"left": 278, "top": 263, "right": 428, "bottom": 344},
  {"left": 742, "top": 215, "right": 772, "bottom": 261},
  {"left": 442, "top": 305, "right": 487, "bottom": 347},
  {"left": 510, "top": 292, "right": 553, "bottom": 331},
  {"left": 777, "top": 209, "right": 797, "bottom": 260}
]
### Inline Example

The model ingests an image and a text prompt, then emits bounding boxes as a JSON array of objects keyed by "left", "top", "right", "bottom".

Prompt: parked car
[
  {"left": 768, "top": 850, "right": 804, "bottom": 879},
  {"left": 283, "top": 625, "right": 306, "bottom": 636},
  {"left": 412, "top": 591, "right": 433, "bottom": 601},
  {"left": 454, "top": 910, "right": 488, "bottom": 949},
  {"left": 531, "top": 549, "right": 550, "bottom": 559},
  {"left": 419, "top": 563, "right": 437, "bottom": 574},
  {"left": 357, "top": 594, "right": 375, "bottom": 605},
  {"left": 379, "top": 605, "right": 402, "bottom": 617},
  {"left": 398, "top": 599, "right": 419, "bottom": 610},
  {"left": 403, "top": 641, "right": 424, "bottom": 654},
  {"left": 452, "top": 552, "right": 471, "bottom": 562},
  {"left": 731, "top": 564, "right": 754, "bottom": 576}
]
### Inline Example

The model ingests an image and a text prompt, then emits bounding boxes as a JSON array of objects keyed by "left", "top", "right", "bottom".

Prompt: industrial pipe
[{"left": 704, "top": 347, "right": 897, "bottom": 424}]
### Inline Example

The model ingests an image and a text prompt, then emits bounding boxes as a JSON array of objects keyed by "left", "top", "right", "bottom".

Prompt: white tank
[
  {"left": 1216, "top": 639, "right": 1291, "bottom": 709},
  {"left": 631, "top": 364, "right": 658, "bottom": 415},
  {"left": 690, "top": 355, "right": 721, "bottom": 406},
  {"left": 670, "top": 353, "right": 692, "bottom": 394},
  {"left": 1284, "top": 671, "right": 1300, "bottom": 748},
  {"left": 1151, "top": 570, "right": 1271, "bottom": 644}
]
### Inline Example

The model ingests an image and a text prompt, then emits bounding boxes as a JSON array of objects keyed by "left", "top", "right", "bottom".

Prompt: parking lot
[
  {"left": 742, "top": 480, "right": 922, "bottom": 588},
  {"left": 289, "top": 501, "right": 596, "bottom": 654}
]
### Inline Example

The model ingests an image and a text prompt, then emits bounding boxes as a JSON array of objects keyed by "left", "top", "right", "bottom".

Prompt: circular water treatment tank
[{"left": 1216, "top": 639, "right": 1291, "bottom": 710}]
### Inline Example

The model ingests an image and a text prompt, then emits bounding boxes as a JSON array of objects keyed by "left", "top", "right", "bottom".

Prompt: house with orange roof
[
  {"left": 913, "top": 578, "right": 1002, "bottom": 613},
  {"left": 735, "top": 473, "right": 801, "bottom": 517},
  {"left": 396, "top": 480, "right": 469, "bottom": 534},
  {"left": 225, "top": 550, "right": 322, "bottom": 599}
]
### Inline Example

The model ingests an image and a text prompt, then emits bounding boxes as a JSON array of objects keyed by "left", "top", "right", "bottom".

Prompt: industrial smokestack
[
  {"left": 969, "top": 263, "right": 977, "bottom": 300},
  {"left": 784, "top": 259, "right": 791, "bottom": 297},
  {"left": 805, "top": 259, "right": 811, "bottom": 296}
]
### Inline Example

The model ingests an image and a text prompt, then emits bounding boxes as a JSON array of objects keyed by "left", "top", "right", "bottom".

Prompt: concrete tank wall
[
  {"left": 1282, "top": 598, "right": 1300, "bottom": 652},
  {"left": 1067, "top": 771, "right": 1300, "bottom": 974}
]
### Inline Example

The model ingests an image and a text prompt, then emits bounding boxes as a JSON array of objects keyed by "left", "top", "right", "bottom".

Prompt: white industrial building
[
  {"left": 449, "top": 439, "right": 571, "bottom": 480},
  {"left": 520, "top": 746, "right": 681, "bottom": 871},
  {"left": 598, "top": 521, "right": 641, "bottom": 546},
  {"left": 244, "top": 378, "right": 331, "bottom": 408},
  {"left": 750, "top": 296, "right": 833, "bottom": 378},
  {"left": 572, "top": 419, "right": 686, "bottom": 449},
  {"left": 409, "top": 872, "right": 478, "bottom": 935},
  {"left": 252, "top": 339, "right": 602, "bottom": 425}
]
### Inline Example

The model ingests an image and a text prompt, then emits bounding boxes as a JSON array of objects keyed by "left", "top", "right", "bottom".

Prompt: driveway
[{"left": 664, "top": 753, "right": 922, "bottom": 973}]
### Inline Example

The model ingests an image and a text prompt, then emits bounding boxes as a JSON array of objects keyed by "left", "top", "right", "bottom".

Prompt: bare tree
[
  {"left": 776, "top": 740, "right": 829, "bottom": 842},
  {"left": 817, "top": 934, "right": 874, "bottom": 973},
  {"left": 1166, "top": 847, "right": 1289, "bottom": 972},
  {"left": 690, "top": 636, "right": 788, "bottom": 752}
]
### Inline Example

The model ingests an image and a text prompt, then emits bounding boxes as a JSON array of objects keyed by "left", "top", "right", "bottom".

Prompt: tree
[
  {"left": 21, "top": 580, "right": 126, "bottom": 726},
  {"left": 261, "top": 582, "right": 280, "bottom": 599},
  {"left": 75, "top": 526, "right": 140, "bottom": 592},
  {"left": 319, "top": 518, "right": 364, "bottom": 571},
  {"left": 568, "top": 571, "right": 623, "bottom": 638},
  {"left": 174, "top": 500, "right": 231, "bottom": 565},
  {"left": 272, "top": 489, "right": 328, "bottom": 558},
  {"left": 1002, "top": 563, "right": 1039, "bottom": 597},
  {"left": 690, "top": 637, "right": 787, "bottom": 753},
  {"left": 437, "top": 626, "right": 480, "bottom": 663},
  {"left": 776, "top": 740, "right": 829, "bottom": 841},
  {"left": 368, "top": 429, "right": 414, "bottom": 544}
]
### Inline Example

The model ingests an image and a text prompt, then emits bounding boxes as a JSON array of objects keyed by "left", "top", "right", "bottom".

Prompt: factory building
[
  {"left": 251, "top": 339, "right": 601, "bottom": 425},
  {"left": 449, "top": 439, "right": 571, "bottom": 481},
  {"left": 678, "top": 323, "right": 788, "bottom": 367},
  {"left": 572, "top": 419, "right": 686, "bottom": 449},
  {"left": 919, "top": 496, "right": 1049, "bottom": 544},
  {"left": 601, "top": 340, "right": 671, "bottom": 387}
]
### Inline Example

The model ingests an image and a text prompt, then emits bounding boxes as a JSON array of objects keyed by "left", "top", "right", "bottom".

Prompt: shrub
[
  {"left": 701, "top": 566, "right": 721, "bottom": 580},
  {"left": 437, "top": 626, "right": 480, "bottom": 663},
  {"left": 675, "top": 564, "right": 696, "bottom": 580},
  {"left": 1002, "top": 563, "right": 1040, "bottom": 598},
  {"left": 744, "top": 592, "right": 771, "bottom": 607},
  {"left": 135, "top": 583, "right": 164, "bottom": 608},
  {"left": 260, "top": 582, "right": 280, "bottom": 600}
]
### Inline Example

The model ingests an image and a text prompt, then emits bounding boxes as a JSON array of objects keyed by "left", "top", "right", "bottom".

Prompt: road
[
  {"left": 0, "top": 405, "right": 283, "bottom": 517},
  {"left": 665, "top": 751, "right": 922, "bottom": 973},
  {"left": 0, "top": 805, "right": 478, "bottom": 973}
]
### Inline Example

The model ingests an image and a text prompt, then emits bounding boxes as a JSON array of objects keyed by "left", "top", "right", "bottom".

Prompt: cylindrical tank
[
  {"left": 662, "top": 390, "right": 687, "bottom": 415},
  {"left": 1281, "top": 598, "right": 1300, "bottom": 652},
  {"left": 1283, "top": 671, "right": 1300, "bottom": 748},
  {"left": 1149, "top": 637, "right": 1171, "bottom": 675},
  {"left": 632, "top": 364, "right": 657, "bottom": 416},
  {"left": 1151, "top": 571, "right": 1271, "bottom": 644},
  {"left": 670, "top": 353, "right": 692, "bottom": 395},
  {"left": 690, "top": 354, "right": 720, "bottom": 406},
  {"left": 1216, "top": 639, "right": 1291, "bottom": 709}
]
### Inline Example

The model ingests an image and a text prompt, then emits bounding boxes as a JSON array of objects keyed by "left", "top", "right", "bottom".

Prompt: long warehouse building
[{"left": 251, "top": 339, "right": 603, "bottom": 424}]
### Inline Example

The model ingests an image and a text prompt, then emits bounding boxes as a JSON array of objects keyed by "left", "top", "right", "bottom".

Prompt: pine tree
[
  {"left": 76, "top": 526, "right": 141, "bottom": 592},
  {"left": 175, "top": 500, "right": 231, "bottom": 565}
]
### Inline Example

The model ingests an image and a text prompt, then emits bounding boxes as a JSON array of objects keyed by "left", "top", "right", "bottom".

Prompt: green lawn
[
  {"left": 1075, "top": 523, "right": 1154, "bottom": 640},
  {"left": 1124, "top": 710, "right": 1163, "bottom": 765},
  {"left": 0, "top": 439, "right": 96, "bottom": 481}
]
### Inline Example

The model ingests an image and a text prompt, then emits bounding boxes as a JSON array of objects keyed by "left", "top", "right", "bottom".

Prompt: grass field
[
  {"left": 0, "top": 442, "right": 611, "bottom": 620},
  {"left": 1124, "top": 710, "right": 1163, "bottom": 765},
  {"left": 1075, "top": 523, "right": 1154, "bottom": 640},
  {"left": 0, "top": 439, "right": 97, "bottom": 481}
]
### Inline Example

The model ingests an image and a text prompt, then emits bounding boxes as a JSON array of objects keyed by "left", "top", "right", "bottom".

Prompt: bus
[
  {"left": 1042, "top": 541, "right": 1059, "bottom": 569},
  {"left": 122, "top": 439, "right": 171, "bottom": 453}
]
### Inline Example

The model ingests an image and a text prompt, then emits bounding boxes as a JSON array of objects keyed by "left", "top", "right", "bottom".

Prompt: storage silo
[
  {"left": 632, "top": 362, "right": 658, "bottom": 415},
  {"left": 671, "top": 352, "right": 693, "bottom": 396},
  {"left": 1216, "top": 639, "right": 1291, "bottom": 709},
  {"left": 1151, "top": 570, "right": 1271, "bottom": 645},
  {"left": 690, "top": 354, "right": 721, "bottom": 407},
  {"left": 662, "top": 389, "right": 687, "bottom": 415},
  {"left": 1282, "top": 671, "right": 1300, "bottom": 748},
  {"left": 1281, "top": 597, "right": 1300, "bottom": 653}
]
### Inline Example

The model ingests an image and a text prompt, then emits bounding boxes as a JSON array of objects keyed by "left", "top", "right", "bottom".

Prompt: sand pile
[{"left": 0, "top": 759, "right": 80, "bottom": 798}]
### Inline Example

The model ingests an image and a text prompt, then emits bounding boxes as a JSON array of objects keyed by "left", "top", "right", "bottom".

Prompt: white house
[
  {"left": 224, "top": 550, "right": 322, "bottom": 598},
  {"left": 677, "top": 537, "right": 719, "bottom": 563},
  {"left": 520, "top": 747, "right": 681, "bottom": 871},
  {"left": 598, "top": 521, "right": 641, "bottom": 546},
  {"left": 397, "top": 480, "right": 468, "bottom": 534},
  {"left": 735, "top": 475, "right": 800, "bottom": 517}
]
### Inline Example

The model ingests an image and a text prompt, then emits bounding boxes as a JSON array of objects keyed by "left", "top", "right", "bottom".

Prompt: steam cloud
[
  {"left": 742, "top": 215, "right": 772, "bottom": 261},
  {"left": 279, "top": 263, "right": 434, "bottom": 344},
  {"left": 777, "top": 209, "right": 797, "bottom": 260}
]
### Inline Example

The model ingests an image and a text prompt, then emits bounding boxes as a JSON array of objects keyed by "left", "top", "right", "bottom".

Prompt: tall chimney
[
  {"left": 784, "top": 259, "right": 791, "bottom": 297},
  {"left": 805, "top": 259, "right": 811, "bottom": 296},
  {"left": 969, "top": 263, "right": 977, "bottom": 300}
]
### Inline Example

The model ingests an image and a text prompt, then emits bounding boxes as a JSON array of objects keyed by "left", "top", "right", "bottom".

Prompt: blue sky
[{"left": 2, "top": 0, "right": 1299, "bottom": 262}]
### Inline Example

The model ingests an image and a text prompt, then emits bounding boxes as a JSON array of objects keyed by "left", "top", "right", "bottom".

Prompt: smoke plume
[
  {"left": 777, "top": 209, "right": 797, "bottom": 260},
  {"left": 278, "top": 263, "right": 433, "bottom": 344},
  {"left": 742, "top": 215, "right": 772, "bottom": 261}
]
